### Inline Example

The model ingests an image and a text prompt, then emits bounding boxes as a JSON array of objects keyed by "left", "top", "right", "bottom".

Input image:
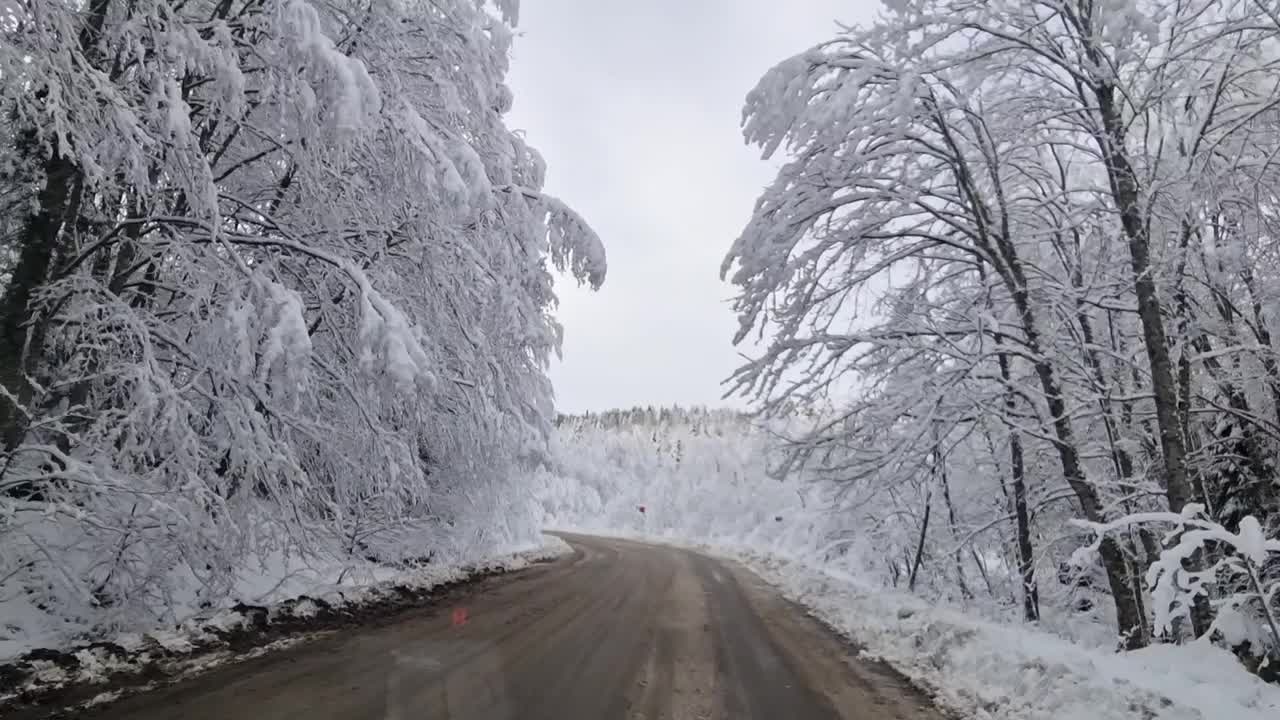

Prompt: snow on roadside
[
  {"left": 556, "top": 526, "right": 1279, "bottom": 720},
  {"left": 0, "top": 535, "right": 570, "bottom": 711},
  {"left": 734, "top": 550, "right": 1280, "bottom": 720}
]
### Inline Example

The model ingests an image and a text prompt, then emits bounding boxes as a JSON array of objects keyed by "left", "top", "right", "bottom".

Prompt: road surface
[{"left": 81, "top": 534, "right": 944, "bottom": 720}]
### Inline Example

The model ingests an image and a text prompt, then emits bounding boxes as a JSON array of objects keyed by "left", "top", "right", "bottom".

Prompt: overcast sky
[{"left": 507, "top": 1, "right": 877, "bottom": 413}]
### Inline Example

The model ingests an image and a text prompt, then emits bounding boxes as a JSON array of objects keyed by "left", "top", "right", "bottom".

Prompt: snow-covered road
[{"left": 62, "top": 534, "right": 944, "bottom": 720}]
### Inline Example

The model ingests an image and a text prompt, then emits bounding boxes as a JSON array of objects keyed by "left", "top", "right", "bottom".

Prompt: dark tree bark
[
  {"left": 0, "top": 0, "right": 115, "bottom": 456},
  {"left": 1087, "top": 64, "right": 1211, "bottom": 640},
  {"left": 908, "top": 486, "right": 933, "bottom": 593},
  {"left": 929, "top": 96, "right": 1148, "bottom": 646},
  {"left": 997, "top": 341, "right": 1040, "bottom": 622}
]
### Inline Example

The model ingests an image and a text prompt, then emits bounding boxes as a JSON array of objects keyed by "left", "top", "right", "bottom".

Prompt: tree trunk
[
  {"left": 908, "top": 486, "right": 932, "bottom": 593},
  {"left": 995, "top": 339, "right": 1040, "bottom": 621},
  {"left": 1094, "top": 84, "right": 1194, "bottom": 511},
  {"left": 1006, "top": 277, "right": 1146, "bottom": 646},
  {"left": 0, "top": 0, "right": 114, "bottom": 456},
  {"left": 0, "top": 154, "right": 82, "bottom": 453},
  {"left": 936, "top": 441, "right": 972, "bottom": 600},
  {"left": 1092, "top": 80, "right": 1209, "bottom": 639},
  {"left": 936, "top": 98, "right": 1147, "bottom": 646}
]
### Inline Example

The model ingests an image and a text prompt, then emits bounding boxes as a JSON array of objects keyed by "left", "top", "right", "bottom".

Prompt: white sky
[{"left": 507, "top": 1, "right": 878, "bottom": 413}]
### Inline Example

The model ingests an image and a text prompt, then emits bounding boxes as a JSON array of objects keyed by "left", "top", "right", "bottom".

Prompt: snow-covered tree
[
  {"left": 535, "top": 407, "right": 856, "bottom": 561},
  {"left": 0, "top": 0, "right": 603, "bottom": 641},
  {"left": 724, "top": 0, "right": 1280, "bottom": 662}
]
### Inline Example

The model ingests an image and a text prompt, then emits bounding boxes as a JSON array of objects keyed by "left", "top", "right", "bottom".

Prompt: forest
[
  {"left": 2, "top": 0, "right": 1279, "bottom": 704},
  {"left": 717, "top": 0, "right": 1280, "bottom": 670},
  {"left": 0, "top": 0, "right": 603, "bottom": 650}
]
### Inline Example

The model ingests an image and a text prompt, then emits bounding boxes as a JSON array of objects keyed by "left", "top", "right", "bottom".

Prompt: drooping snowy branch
[
  {"left": 0, "top": 0, "right": 604, "bottom": 646},
  {"left": 723, "top": 0, "right": 1280, "bottom": 660}
]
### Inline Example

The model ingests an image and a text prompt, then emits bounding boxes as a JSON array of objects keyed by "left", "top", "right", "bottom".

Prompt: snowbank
[
  {"left": 736, "top": 550, "right": 1280, "bottom": 720},
  {"left": 0, "top": 512, "right": 552, "bottom": 661},
  {"left": 556, "top": 525, "right": 1279, "bottom": 720},
  {"left": 0, "top": 535, "right": 570, "bottom": 713}
]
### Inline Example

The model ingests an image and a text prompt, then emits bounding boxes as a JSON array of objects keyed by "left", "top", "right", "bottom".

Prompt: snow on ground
[
  {"left": 737, "top": 549, "right": 1280, "bottom": 720},
  {"left": 0, "top": 535, "right": 570, "bottom": 707},
  {"left": 0, "top": 517, "right": 564, "bottom": 662},
  {"left": 534, "top": 410, "right": 1280, "bottom": 719},
  {"left": 556, "top": 525, "right": 1279, "bottom": 720}
]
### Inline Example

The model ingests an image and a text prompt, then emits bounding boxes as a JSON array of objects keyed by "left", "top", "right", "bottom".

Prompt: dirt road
[{"left": 81, "top": 534, "right": 944, "bottom": 720}]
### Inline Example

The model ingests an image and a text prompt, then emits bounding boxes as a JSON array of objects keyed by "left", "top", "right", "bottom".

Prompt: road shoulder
[
  {"left": 709, "top": 553, "right": 949, "bottom": 720},
  {"left": 1, "top": 544, "right": 572, "bottom": 720}
]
